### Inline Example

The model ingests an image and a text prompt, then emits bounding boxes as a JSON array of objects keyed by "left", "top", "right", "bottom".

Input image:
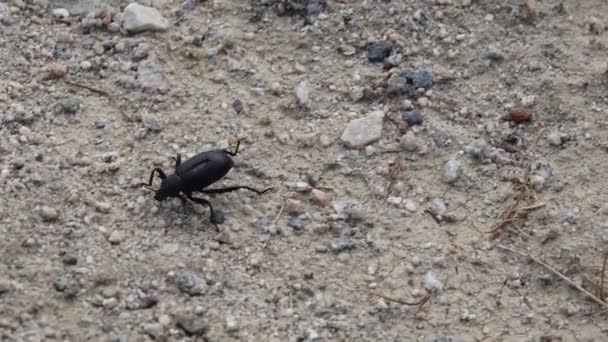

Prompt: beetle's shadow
[{"left": 156, "top": 197, "right": 227, "bottom": 233}]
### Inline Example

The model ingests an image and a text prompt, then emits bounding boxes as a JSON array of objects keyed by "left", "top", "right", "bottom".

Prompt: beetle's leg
[
  {"left": 187, "top": 195, "right": 223, "bottom": 230},
  {"left": 171, "top": 154, "right": 182, "bottom": 169},
  {"left": 147, "top": 168, "right": 167, "bottom": 186},
  {"left": 223, "top": 139, "right": 242, "bottom": 156},
  {"left": 202, "top": 185, "right": 273, "bottom": 195}
]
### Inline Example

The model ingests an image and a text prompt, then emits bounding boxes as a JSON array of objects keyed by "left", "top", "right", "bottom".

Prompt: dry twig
[
  {"left": 497, "top": 245, "right": 608, "bottom": 309},
  {"left": 349, "top": 288, "right": 432, "bottom": 312}
]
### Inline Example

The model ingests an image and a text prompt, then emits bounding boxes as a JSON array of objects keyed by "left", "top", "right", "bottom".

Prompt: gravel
[
  {"left": 340, "top": 110, "right": 384, "bottom": 148},
  {"left": 367, "top": 40, "right": 393, "bottom": 63},
  {"left": 2, "top": 0, "right": 606, "bottom": 340},
  {"left": 121, "top": 3, "right": 169, "bottom": 33}
]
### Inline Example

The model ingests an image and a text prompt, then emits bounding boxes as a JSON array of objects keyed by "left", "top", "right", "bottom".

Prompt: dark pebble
[
  {"left": 367, "top": 40, "right": 393, "bottom": 63},
  {"left": 53, "top": 97, "right": 81, "bottom": 116},
  {"left": 144, "top": 118, "right": 163, "bottom": 132},
  {"left": 52, "top": 278, "right": 67, "bottom": 292},
  {"left": 232, "top": 99, "right": 244, "bottom": 114},
  {"left": 94, "top": 121, "right": 105, "bottom": 129},
  {"left": 405, "top": 69, "right": 433, "bottom": 89},
  {"left": 138, "top": 295, "right": 159, "bottom": 309},
  {"left": 62, "top": 255, "right": 78, "bottom": 266},
  {"left": 192, "top": 35, "right": 205, "bottom": 47},
  {"left": 210, "top": 210, "right": 225, "bottom": 224},
  {"left": 330, "top": 238, "right": 354, "bottom": 254},
  {"left": 403, "top": 110, "right": 423, "bottom": 126},
  {"left": 64, "top": 284, "right": 80, "bottom": 299},
  {"left": 288, "top": 217, "right": 305, "bottom": 232},
  {"left": 176, "top": 316, "right": 208, "bottom": 336}
]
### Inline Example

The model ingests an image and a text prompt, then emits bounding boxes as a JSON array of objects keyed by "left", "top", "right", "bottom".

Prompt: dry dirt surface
[{"left": 2, "top": 0, "right": 608, "bottom": 341}]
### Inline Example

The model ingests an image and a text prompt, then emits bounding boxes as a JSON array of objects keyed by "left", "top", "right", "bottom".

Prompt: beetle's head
[{"left": 154, "top": 174, "right": 182, "bottom": 201}]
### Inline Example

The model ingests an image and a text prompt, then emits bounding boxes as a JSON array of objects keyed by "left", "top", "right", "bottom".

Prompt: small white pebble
[{"left": 424, "top": 271, "right": 444, "bottom": 292}]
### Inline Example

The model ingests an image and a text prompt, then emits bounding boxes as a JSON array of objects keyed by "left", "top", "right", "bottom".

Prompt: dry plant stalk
[
  {"left": 349, "top": 288, "right": 432, "bottom": 313},
  {"left": 485, "top": 175, "right": 543, "bottom": 239},
  {"left": 498, "top": 245, "right": 608, "bottom": 309}
]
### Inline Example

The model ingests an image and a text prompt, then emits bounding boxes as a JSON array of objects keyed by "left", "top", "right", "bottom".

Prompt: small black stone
[
  {"left": 94, "top": 121, "right": 105, "bottom": 129},
  {"left": 405, "top": 69, "right": 433, "bottom": 89},
  {"left": 62, "top": 255, "right": 78, "bottom": 266},
  {"left": 403, "top": 110, "right": 424, "bottom": 126},
  {"left": 367, "top": 40, "right": 393, "bottom": 63},
  {"left": 232, "top": 100, "right": 244, "bottom": 114},
  {"left": 288, "top": 217, "right": 305, "bottom": 232},
  {"left": 52, "top": 278, "right": 67, "bottom": 292},
  {"left": 211, "top": 210, "right": 225, "bottom": 224},
  {"left": 192, "top": 35, "right": 205, "bottom": 47}
]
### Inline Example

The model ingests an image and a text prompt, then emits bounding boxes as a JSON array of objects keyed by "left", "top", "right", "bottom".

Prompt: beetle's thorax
[{"left": 154, "top": 173, "right": 183, "bottom": 200}]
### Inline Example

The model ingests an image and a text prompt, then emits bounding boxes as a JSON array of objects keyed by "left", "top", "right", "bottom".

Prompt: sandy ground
[{"left": 2, "top": 0, "right": 608, "bottom": 341}]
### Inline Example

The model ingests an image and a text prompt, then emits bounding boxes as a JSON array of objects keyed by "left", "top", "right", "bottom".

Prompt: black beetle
[{"left": 143, "top": 140, "right": 272, "bottom": 229}]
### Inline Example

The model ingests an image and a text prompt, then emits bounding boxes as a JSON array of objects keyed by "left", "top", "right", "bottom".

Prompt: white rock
[
  {"left": 40, "top": 206, "right": 59, "bottom": 221},
  {"left": 441, "top": 159, "right": 461, "bottom": 184},
  {"left": 546, "top": 129, "right": 562, "bottom": 146},
  {"left": 295, "top": 81, "right": 310, "bottom": 108},
  {"left": 102, "top": 297, "right": 118, "bottom": 309},
  {"left": 122, "top": 3, "right": 169, "bottom": 33},
  {"left": 341, "top": 110, "right": 385, "bottom": 149},
  {"left": 400, "top": 132, "right": 420, "bottom": 152},
  {"left": 108, "top": 230, "right": 125, "bottom": 244},
  {"left": 225, "top": 315, "right": 239, "bottom": 333},
  {"left": 424, "top": 271, "right": 444, "bottom": 292},
  {"left": 52, "top": 8, "right": 69, "bottom": 19}
]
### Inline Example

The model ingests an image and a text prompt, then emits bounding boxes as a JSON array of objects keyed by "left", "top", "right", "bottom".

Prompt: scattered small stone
[
  {"left": 46, "top": 62, "right": 67, "bottom": 79},
  {"left": 103, "top": 297, "right": 119, "bottom": 309},
  {"left": 107, "top": 230, "right": 124, "bottom": 244},
  {"left": 52, "top": 8, "right": 69, "bottom": 19},
  {"left": 143, "top": 322, "right": 164, "bottom": 339},
  {"left": 546, "top": 129, "right": 563, "bottom": 146},
  {"left": 386, "top": 69, "right": 433, "bottom": 96},
  {"left": 192, "top": 34, "right": 205, "bottom": 47},
  {"left": 288, "top": 217, "right": 305, "bottom": 232},
  {"left": 122, "top": 3, "right": 169, "bottom": 33},
  {"left": 530, "top": 174, "right": 545, "bottom": 191},
  {"left": 225, "top": 315, "right": 239, "bottom": 333},
  {"left": 400, "top": 132, "right": 421, "bottom": 152},
  {"left": 285, "top": 199, "right": 304, "bottom": 215},
  {"left": 430, "top": 198, "right": 447, "bottom": 218},
  {"left": 330, "top": 238, "right": 354, "bottom": 253},
  {"left": 423, "top": 335, "right": 464, "bottom": 342},
  {"left": 403, "top": 110, "right": 423, "bottom": 126},
  {"left": 441, "top": 159, "right": 461, "bottom": 184},
  {"left": 502, "top": 107, "right": 532, "bottom": 124},
  {"left": 341, "top": 110, "right": 384, "bottom": 148},
  {"left": 52, "top": 277, "right": 68, "bottom": 292},
  {"left": 53, "top": 97, "right": 81, "bottom": 116},
  {"left": 0, "top": 279, "right": 11, "bottom": 295},
  {"left": 233, "top": 99, "right": 244, "bottom": 114},
  {"left": 565, "top": 302, "right": 580, "bottom": 316},
  {"left": 130, "top": 295, "right": 159, "bottom": 310},
  {"left": 40, "top": 206, "right": 59, "bottom": 221},
  {"left": 295, "top": 81, "right": 311, "bottom": 108},
  {"left": 143, "top": 118, "right": 163, "bottom": 132},
  {"left": 310, "top": 189, "right": 330, "bottom": 206},
  {"left": 465, "top": 141, "right": 487, "bottom": 161},
  {"left": 61, "top": 255, "right": 78, "bottom": 266},
  {"left": 132, "top": 42, "right": 150, "bottom": 61},
  {"left": 332, "top": 200, "right": 366, "bottom": 220},
  {"left": 424, "top": 271, "right": 444, "bottom": 292},
  {"left": 367, "top": 40, "right": 393, "bottom": 63},
  {"left": 95, "top": 201, "right": 111, "bottom": 213},
  {"left": 137, "top": 58, "right": 170, "bottom": 94},
  {"left": 176, "top": 273, "right": 207, "bottom": 296},
  {"left": 176, "top": 316, "right": 208, "bottom": 336}
]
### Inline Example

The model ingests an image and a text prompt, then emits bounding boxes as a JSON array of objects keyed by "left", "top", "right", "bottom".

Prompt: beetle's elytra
[{"left": 143, "top": 140, "right": 273, "bottom": 229}]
